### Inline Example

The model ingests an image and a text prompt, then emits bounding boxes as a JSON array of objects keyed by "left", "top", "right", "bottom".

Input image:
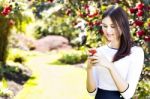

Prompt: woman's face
[{"left": 102, "top": 16, "right": 121, "bottom": 42}]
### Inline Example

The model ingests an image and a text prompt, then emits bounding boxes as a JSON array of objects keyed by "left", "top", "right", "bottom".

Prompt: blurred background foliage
[{"left": 0, "top": 0, "right": 149, "bottom": 98}]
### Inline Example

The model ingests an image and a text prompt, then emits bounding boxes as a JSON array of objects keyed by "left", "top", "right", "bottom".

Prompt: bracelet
[
  {"left": 120, "top": 83, "right": 129, "bottom": 93},
  {"left": 87, "top": 88, "right": 97, "bottom": 93}
]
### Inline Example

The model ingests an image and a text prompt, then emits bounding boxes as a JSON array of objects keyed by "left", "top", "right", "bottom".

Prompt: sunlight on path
[{"left": 15, "top": 53, "right": 94, "bottom": 99}]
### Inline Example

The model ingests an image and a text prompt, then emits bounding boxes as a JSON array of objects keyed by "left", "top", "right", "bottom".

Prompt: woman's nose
[{"left": 107, "top": 27, "right": 112, "bottom": 33}]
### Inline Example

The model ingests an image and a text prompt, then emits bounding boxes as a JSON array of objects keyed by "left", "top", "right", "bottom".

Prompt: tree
[{"left": 0, "top": 1, "right": 24, "bottom": 66}]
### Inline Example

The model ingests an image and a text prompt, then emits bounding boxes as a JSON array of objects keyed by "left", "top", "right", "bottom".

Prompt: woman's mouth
[{"left": 107, "top": 34, "right": 114, "bottom": 37}]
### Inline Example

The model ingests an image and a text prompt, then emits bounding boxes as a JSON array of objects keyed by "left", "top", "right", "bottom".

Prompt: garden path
[{"left": 15, "top": 53, "right": 93, "bottom": 99}]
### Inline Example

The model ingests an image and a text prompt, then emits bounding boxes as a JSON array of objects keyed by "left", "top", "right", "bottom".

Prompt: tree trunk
[{"left": 0, "top": 18, "right": 11, "bottom": 66}]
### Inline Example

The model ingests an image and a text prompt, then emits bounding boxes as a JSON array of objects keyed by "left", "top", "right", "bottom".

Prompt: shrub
[
  {"left": 31, "top": 2, "right": 78, "bottom": 41},
  {"left": 56, "top": 50, "right": 87, "bottom": 64},
  {"left": 7, "top": 48, "right": 27, "bottom": 64}
]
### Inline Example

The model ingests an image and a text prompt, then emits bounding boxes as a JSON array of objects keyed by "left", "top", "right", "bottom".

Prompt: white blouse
[{"left": 88, "top": 45, "right": 144, "bottom": 99}]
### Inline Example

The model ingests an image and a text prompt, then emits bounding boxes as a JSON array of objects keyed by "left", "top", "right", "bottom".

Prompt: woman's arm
[
  {"left": 86, "top": 49, "right": 98, "bottom": 95},
  {"left": 86, "top": 68, "right": 97, "bottom": 93},
  {"left": 108, "top": 64, "right": 129, "bottom": 93},
  {"left": 119, "top": 47, "right": 144, "bottom": 98},
  {"left": 108, "top": 47, "right": 144, "bottom": 99},
  {"left": 101, "top": 47, "right": 144, "bottom": 99},
  {"left": 90, "top": 52, "right": 129, "bottom": 92},
  {"left": 92, "top": 47, "right": 144, "bottom": 98}
]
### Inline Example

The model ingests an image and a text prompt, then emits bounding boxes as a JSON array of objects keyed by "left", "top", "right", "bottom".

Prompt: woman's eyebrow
[
  {"left": 109, "top": 23, "right": 115, "bottom": 25},
  {"left": 102, "top": 23, "right": 106, "bottom": 25},
  {"left": 102, "top": 23, "right": 115, "bottom": 25}
]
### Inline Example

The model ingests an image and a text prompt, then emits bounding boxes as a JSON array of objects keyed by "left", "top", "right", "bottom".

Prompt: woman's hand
[
  {"left": 86, "top": 48, "right": 97, "bottom": 70},
  {"left": 87, "top": 49, "right": 112, "bottom": 70}
]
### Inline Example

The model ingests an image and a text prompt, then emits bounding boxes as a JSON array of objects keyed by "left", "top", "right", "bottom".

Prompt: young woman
[{"left": 86, "top": 5, "right": 144, "bottom": 99}]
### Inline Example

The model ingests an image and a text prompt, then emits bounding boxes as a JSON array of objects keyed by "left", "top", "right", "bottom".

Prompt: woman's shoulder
[
  {"left": 130, "top": 46, "right": 144, "bottom": 56},
  {"left": 96, "top": 45, "right": 107, "bottom": 50}
]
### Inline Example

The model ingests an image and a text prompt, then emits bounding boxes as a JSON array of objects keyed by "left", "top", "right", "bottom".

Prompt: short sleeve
[
  {"left": 87, "top": 67, "right": 98, "bottom": 96},
  {"left": 120, "top": 47, "right": 144, "bottom": 99}
]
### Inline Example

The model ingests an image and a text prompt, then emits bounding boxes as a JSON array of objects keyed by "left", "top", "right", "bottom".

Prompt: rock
[
  {"left": 11, "top": 34, "right": 72, "bottom": 52},
  {"left": 34, "top": 35, "right": 72, "bottom": 52},
  {"left": 10, "top": 34, "right": 35, "bottom": 51}
]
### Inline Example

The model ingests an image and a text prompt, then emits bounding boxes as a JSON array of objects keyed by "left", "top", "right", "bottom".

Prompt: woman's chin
[{"left": 106, "top": 37, "right": 114, "bottom": 41}]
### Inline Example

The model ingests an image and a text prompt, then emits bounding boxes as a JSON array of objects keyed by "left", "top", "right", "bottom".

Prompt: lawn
[{"left": 14, "top": 51, "right": 94, "bottom": 99}]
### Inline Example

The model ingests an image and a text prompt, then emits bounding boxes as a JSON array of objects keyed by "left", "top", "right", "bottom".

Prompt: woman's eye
[
  {"left": 102, "top": 25, "right": 107, "bottom": 28},
  {"left": 111, "top": 26, "right": 115, "bottom": 28}
]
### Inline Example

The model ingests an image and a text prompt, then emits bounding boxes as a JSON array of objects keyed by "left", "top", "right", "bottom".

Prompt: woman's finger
[
  {"left": 91, "top": 60, "right": 99, "bottom": 64},
  {"left": 88, "top": 56, "right": 98, "bottom": 60},
  {"left": 87, "top": 51, "right": 92, "bottom": 56}
]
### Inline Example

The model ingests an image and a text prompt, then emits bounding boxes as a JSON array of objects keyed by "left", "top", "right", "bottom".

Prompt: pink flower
[{"left": 136, "top": 3, "right": 145, "bottom": 10}]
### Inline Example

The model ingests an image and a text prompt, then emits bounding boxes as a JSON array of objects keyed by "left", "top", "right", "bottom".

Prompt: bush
[
  {"left": 134, "top": 81, "right": 150, "bottom": 98},
  {"left": 32, "top": 2, "right": 78, "bottom": 41},
  {"left": 0, "top": 1, "right": 33, "bottom": 65},
  {"left": 0, "top": 78, "right": 13, "bottom": 98},
  {"left": 134, "top": 66, "right": 150, "bottom": 98},
  {"left": 7, "top": 48, "right": 27, "bottom": 64},
  {"left": 56, "top": 50, "right": 87, "bottom": 64}
]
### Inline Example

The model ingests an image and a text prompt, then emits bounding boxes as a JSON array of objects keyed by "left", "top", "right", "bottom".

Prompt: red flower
[
  {"left": 134, "top": 20, "right": 144, "bottom": 26},
  {"left": 136, "top": 3, "right": 144, "bottom": 10},
  {"left": 1, "top": 6, "right": 12, "bottom": 16},
  {"left": 137, "top": 10, "right": 144, "bottom": 16},
  {"left": 87, "top": 22, "right": 94, "bottom": 30},
  {"left": 8, "top": 19, "right": 15, "bottom": 26},
  {"left": 136, "top": 30, "right": 145, "bottom": 37},
  {"left": 66, "top": 9, "right": 72, "bottom": 16},
  {"left": 113, "top": 0, "right": 120, "bottom": 3},
  {"left": 79, "top": 13, "right": 87, "bottom": 18},
  {"left": 148, "top": 23, "right": 150, "bottom": 28},
  {"left": 89, "top": 49, "right": 97, "bottom": 55},
  {"left": 148, "top": 6, "right": 150, "bottom": 11},
  {"left": 72, "top": 21, "right": 78, "bottom": 26},
  {"left": 87, "top": 22, "right": 94, "bottom": 29},
  {"left": 129, "top": 8, "right": 137, "bottom": 13},
  {"left": 84, "top": 4, "right": 89, "bottom": 9},
  {"left": 99, "top": 29, "right": 103, "bottom": 35},
  {"left": 145, "top": 6, "right": 150, "bottom": 11},
  {"left": 94, "top": 21, "right": 101, "bottom": 26},
  {"left": 144, "top": 36, "right": 150, "bottom": 42},
  {"left": 88, "top": 11, "right": 99, "bottom": 18},
  {"left": 48, "top": 0, "right": 54, "bottom": 3}
]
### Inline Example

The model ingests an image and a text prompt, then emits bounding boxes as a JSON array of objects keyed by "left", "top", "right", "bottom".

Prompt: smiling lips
[
  {"left": 106, "top": 33, "right": 114, "bottom": 37},
  {"left": 107, "top": 33, "right": 113, "bottom": 36}
]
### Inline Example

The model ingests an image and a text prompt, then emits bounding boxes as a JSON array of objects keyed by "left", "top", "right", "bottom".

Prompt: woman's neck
[{"left": 109, "top": 41, "right": 120, "bottom": 49}]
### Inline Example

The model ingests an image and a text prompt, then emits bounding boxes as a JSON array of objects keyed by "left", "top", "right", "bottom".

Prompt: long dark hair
[{"left": 102, "top": 5, "right": 133, "bottom": 62}]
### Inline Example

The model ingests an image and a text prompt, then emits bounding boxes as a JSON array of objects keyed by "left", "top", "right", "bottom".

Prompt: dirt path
[{"left": 14, "top": 54, "right": 93, "bottom": 99}]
